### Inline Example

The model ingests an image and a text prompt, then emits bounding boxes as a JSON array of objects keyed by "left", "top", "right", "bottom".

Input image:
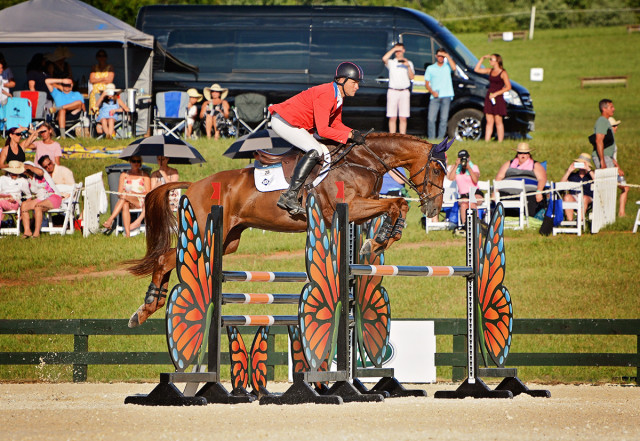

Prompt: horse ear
[{"left": 432, "top": 136, "right": 455, "bottom": 154}]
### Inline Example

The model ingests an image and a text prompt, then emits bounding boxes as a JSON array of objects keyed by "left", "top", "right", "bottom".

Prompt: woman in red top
[{"left": 269, "top": 62, "right": 366, "bottom": 215}]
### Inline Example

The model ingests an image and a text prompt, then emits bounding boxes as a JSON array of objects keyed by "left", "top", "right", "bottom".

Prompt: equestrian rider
[{"left": 269, "top": 62, "right": 367, "bottom": 215}]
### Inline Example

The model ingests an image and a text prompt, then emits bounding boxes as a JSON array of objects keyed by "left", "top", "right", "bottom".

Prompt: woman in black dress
[{"left": 474, "top": 53, "right": 511, "bottom": 142}]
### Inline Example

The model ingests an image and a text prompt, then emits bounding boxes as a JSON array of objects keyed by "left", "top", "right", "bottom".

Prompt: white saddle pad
[{"left": 253, "top": 145, "right": 331, "bottom": 193}]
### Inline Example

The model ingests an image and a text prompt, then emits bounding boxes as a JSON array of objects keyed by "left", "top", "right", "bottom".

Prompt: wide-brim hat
[
  {"left": 608, "top": 116, "right": 621, "bottom": 127},
  {"left": 203, "top": 83, "right": 228, "bottom": 101},
  {"left": 45, "top": 46, "right": 73, "bottom": 62},
  {"left": 4, "top": 160, "right": 25, "bottom": 175},
  {"left": 514, "top": 142, "right": 533, "bottom": 154},
  {"left": 104, "top": 83, "right": 121, "bottom": 95},
  {"left": 187, "top": 88, "right": 203, "bottom": 102},
  {"left": 574, "top": 152, "right": 592, "bottom": 165}
]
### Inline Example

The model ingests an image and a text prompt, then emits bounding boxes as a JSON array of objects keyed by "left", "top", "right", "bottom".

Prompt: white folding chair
[
  {"left": 553, "top": 181, "right": 585, "bottom": 236},
  {"left": 493, "top": 179, "right": 529, "bottom": 230},
  {"left": 41, "top": 183, "right": 82, "bottom": 235},
  {"left": 0, "top": 205, "right": 21, "bottom": 236},
  {"left": 632, "top": 201, "right": 640, "bottom": 233},
  {"left": 425, "top": 181, "right": 458, "bottom": 233},
  {"left": 114, "top": 208, "right": 145, "bottom": 236}
]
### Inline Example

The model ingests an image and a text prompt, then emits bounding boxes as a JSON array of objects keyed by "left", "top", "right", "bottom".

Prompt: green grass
[{"left": 1, "top": 26, "right": 639, "bottom": 383}]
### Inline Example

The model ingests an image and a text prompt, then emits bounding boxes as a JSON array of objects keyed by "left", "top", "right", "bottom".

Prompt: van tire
[{"left": 448, "top": 108, "right": 484, "bottom": 141}]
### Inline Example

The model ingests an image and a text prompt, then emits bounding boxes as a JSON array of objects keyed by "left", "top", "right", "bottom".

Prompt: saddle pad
[{"left": 253, "top": 145, "right": 331, "bottom": 193}]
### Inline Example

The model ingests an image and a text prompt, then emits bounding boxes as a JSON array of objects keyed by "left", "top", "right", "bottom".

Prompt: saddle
[{"left": 253, "top": 149, "right": 325, "bottom": 185}]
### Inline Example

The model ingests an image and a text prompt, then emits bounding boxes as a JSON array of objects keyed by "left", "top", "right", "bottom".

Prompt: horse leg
[
  {"left": 348, "top": 196, "right": 409, "bottom": 256},
  {"left": 128, "top": 249, "right": 177, "bottom": 328}
]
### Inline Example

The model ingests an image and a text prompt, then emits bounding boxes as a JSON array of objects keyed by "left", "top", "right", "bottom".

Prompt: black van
[{"left": 137, "top": 5, "right": 534, "bottom": 140}]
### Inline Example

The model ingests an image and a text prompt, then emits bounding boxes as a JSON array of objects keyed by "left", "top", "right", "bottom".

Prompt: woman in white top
[
  {"left": 0, "top": 160, "right": 30, "bottom": 222},
  {"left": 20, "top": 159, "right": 61, "bottom": 238}
]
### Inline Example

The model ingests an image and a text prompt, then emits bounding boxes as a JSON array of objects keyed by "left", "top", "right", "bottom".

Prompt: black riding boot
[{"left": 277, "top": 150, "right": 320, "bottom": 215}]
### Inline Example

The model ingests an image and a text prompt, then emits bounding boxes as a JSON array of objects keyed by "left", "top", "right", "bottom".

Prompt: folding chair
[
  {"left": 2, "top": 97, "right": 32, "bottom": 135},
  {"left": 553, "top": 181, "right": 585, "bottom": 236},
  {"left": 493, "top": 179, "right": 529, "bottom": 229},
  {"left": 0, "top": 205, "right": 21, "bottom": 236},
  {"left": 41, "top": 183, "right": 82, "bottom": 235},
  {"left": 633, "top": 201, "right": 640, "bottom": 234},
  {"left": 91, "top": 109, "right": 131, "bottom": 139},
  {"left": 49, "top": 106, "right": 88, "bottom": 139},
  {"left": 14, "top": 91, "right": 49, "bottom": 128},
  {"left": 153, "top": 91, "right": 188, "bottom": 138},
  {"left": 114, "top": 208, "right": 145, "bottom": 237},
  {"left": 476, "top": 180, "right": 492, "bottom": 224},
  {"left": 233, "top": 93, "right": 269, "bottom": 137},
  {"left": 425, "top": 181, "right": 458, "bottom": 233}
]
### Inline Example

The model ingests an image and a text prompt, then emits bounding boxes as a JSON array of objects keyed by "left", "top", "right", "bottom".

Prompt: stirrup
[
  {"left": 277, "top": 192, "right": 304, "bottom": 215},
  {"left": 144, "top": 282, "right": 168, "bottom": 304}
]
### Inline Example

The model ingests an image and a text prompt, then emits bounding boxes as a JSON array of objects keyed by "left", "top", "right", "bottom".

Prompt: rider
[{"left": 269, "top": 61, "right": 367, "bottom": 215}]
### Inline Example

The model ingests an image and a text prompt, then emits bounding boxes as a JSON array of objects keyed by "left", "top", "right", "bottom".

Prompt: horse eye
[{"left": 433, "top": 168, "right": 441, "bottom": 176}]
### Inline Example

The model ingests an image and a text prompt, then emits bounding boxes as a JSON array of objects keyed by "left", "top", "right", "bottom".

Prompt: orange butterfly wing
[{"left": 227, "top": 326, "right": 249, "bottom": 390}]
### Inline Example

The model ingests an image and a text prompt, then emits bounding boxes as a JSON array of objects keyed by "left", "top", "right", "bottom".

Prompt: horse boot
[{"left": 277, "top": 150, "right": 320, "bottom": 215}]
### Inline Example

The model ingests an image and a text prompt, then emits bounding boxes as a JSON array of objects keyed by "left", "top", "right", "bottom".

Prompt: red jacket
[{"left": 269, "top": 82, "right": 352, "bottom": 144}]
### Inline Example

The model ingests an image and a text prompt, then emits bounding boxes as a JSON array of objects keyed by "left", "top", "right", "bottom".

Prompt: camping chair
[
  {"left": 90, "top": 109, "right": 131, "bottom": 139},
  {"left": 1, "top": 97, "right": 32, "bottom": 135},
  {"left": 14, "top": 91, "right": 48, "bottom": 128},
  {"left": 0, "top": 205, "right": 21, "bottom": 236},
  {"left": 233, "top": 93, "right": 269, "bottom": 137},
  {"left": 493, "top": 179, "right": 529, "bottom": 230},
  {"left": 552, "top": 181, "right": 585, "bottom": 236},
  {"left": 153, "top": 91, "right": 188, "bottom": 138},
  {"left": 50, "top": 106, "right": 88, "bottom": 139},
  {"left": 114, "top": 208, "right": 145, "bottom": 237},
  {"left": 41, "top": 183, "right": 82, "bottom": 235},
  {"left": 425, "top": 181, "right": 458, "bottom": 233}
]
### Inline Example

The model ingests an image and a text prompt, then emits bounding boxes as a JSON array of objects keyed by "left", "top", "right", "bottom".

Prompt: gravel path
[{"left": 2, "top": 382, "right": 639, "bottom": 440}]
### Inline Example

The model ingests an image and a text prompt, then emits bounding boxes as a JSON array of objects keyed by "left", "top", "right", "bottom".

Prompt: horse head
[{"left": 409, "top": 136, "right": 453, "bottom": 217}]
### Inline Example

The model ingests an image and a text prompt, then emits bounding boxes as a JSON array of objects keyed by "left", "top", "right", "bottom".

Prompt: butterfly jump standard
[{"left": 125, "top": 194, "right": 549, "bottom": 405}]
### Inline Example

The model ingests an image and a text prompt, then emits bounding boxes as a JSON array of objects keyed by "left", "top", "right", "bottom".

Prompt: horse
[{"left": 127, "top": 133, "right": 452, "bottom": 327}]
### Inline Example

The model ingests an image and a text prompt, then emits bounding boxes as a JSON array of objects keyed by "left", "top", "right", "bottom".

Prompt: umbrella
[
  {"left": 119, "top": 134, "right": 206, "bottom": 164},
  {"left": 223, "top": 129, "right": 294, "bottom": 159}
]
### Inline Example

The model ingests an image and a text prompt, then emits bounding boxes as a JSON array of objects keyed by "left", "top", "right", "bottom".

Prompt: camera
[
  {"left": 573, "top": 162, "right": 584, "bottom": 169},
  {"left": 460, "top": 157, "right": 468, "bottom": 168}
]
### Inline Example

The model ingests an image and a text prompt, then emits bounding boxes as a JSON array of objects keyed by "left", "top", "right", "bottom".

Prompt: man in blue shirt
[
  {"left": 424, "top": 49, "right": 456, "bottom": 140},
  {"left": 45, "top": 78, "right": 85, "bottom": 138}
]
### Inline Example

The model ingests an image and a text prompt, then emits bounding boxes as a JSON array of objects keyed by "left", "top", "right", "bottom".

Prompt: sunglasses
[{"left": 130, "top": 159, "right": 142, "bottom": 164}]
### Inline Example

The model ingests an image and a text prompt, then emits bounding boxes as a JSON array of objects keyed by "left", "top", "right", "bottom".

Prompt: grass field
[{"left": 0, "top": 26, "right": 638, "bottom": 384}]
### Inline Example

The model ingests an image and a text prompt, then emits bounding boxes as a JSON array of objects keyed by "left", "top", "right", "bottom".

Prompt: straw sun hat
[
  {"left": 104, "top": 83, "right": 121, "bottom": 96},
  {"left": 187, "top": 88, "right": 203, "bottom": 102},
  {"left": 45, "top": 46, "right": 74, "bottom": 62},
  {"left": 608, "top": 116, "right": 621, "bottom": 127},
  {"left": 203, "top": 83, "right": 228, "bottom": 101},
  {"left": 4, "top": 160, "right": 25, "bottom": 175},
  {"left": 514, "top": 142, "right": 533, "bottom": 154},
  {"left": 574, "top": 152, "right": 593, "bottom": 166}
]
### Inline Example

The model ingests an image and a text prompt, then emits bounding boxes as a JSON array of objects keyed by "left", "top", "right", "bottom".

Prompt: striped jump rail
[
  {"left": 222, "top": 293, "right": 301, "bottom": 305},
  {"left": 222, "top": 271, "right": 309, "bottom": 283},
  {"left": 221, "top": 315, "right": 298, "bottom": 326},
  {"left": 350, "top": 264, "right": 474, "bottom": 278}
]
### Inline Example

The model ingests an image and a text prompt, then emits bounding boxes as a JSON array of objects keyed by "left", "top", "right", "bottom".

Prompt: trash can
[{"left": 105, "top": 163, "right": 152, "bottom": 214}]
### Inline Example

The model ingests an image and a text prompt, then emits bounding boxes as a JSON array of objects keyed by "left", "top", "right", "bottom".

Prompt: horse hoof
[
  {"left": 359, "top": 239, "right": 373, "bottom": 257},
  {"left": 128, "top": 312, "right": 140, "bottom": 328}
]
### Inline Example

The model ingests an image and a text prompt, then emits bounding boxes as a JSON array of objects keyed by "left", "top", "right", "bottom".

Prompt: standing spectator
[
  {"left": 26, "top": 53, "right": 51, "bottom": 101},
  {"left": 424, "top": 48, "right": 456, "bottom": 140},
  {"left": 200, "top": 83, "right": 230, "bottom": 139},
  {"left": 88, "top": 49, "right": 115, "bottom": 115},
  {"left": 185, "top": 88, "right": 203, "bottom": 139},
  {"left": 0, "top": 60, "right": 12, "bottom": 106},
  {"left": 22, "top": 123, "right": 62, "bottom": 165},
  {"left": 591, "top": 99, "right": 628, "bottom": 217},
  {"left": 20, "top": 160, "right": 61, "bottom": 238},
  {"left": 44, "top": 78, "right": 85, "bottom": 137},
  {"left": 474, "top": 54, "right": 511, "bottom": 142},
  {"left": 559, "top": 153, "right": 594, "bottom": 222},
  {"left": 95, "top": 83, "right": 129, "bottom": 139},
  {"left": 0, "top": 161, "right": 30, "bottom": 223},
  {"left": 382, "top": 43, "right": 414, "bottom": 134},
  {"left": 0, "top": 126, "right": 29, "bottom": 169},
  {"left": 0, "top": 52, "right": 16, "bottom": 90},
  {"left": 447, "top": 149, "right": 483, "bottom": 236},
  {"left": 45, "top": 46, "right": 73, "bottom": 80}
]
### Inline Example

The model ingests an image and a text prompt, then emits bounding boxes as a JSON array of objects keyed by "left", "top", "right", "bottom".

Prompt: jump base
[
  {"left": 260, "top": 378, "right": 343, "bottom": 405},
  {"left": 354, "top": 377, "right": 428, "bottom": 398},
  {"left": 495, "top": 376, "right": 551, "bottom": 398},
  {"left": 124, "top": 382, "right": 207, "bottom": 406},
  {"left": 434, "top": 378, "right": 514, "bottom": 399}
]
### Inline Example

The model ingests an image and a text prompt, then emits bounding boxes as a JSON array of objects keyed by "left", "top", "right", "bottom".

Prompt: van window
[
  {"left": 310, "top": 30, "right": 388, "bottom": 78},
  {"left": 400, "top": 33, "right": 436, "bottom": 74},
  {"left": 235, "top": 30, "right": 309, "bottom": 73},
  {"left": 167, "top": 30, "right": 234, "bottom": 73}
]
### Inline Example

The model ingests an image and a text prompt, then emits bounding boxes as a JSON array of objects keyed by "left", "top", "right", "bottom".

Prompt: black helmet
[{"left": 334, "top": 62, "right": 364, "bottom": 83}]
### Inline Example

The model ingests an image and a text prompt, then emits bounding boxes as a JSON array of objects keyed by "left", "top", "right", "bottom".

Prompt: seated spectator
[
  {"left": 22, "top": 123, "right": 62, "bottom": 165},
  {"left": 447, "top": 149, "right": 484, "bottom": 236},
  {"left": 130, "top": 155, "right": 180, "bottom": 232},
  {"left": 200, "top": 83, "right": 230, "bottom": 139},
  {"left": 0, "top": 126, "right": 29, "bottom": 170},
  {"left": 185, "top": 88, "right": 203, "bottom": 139},
  {"left": 0, "top": 160, "right": 30, "bottom": 224},
  {"left": 88, "top": 49, "right": 115, "bottom": 115},
  {"left": 380, "top": 168, "right": 406, "bottom": 197},
  {"left": 20, "top": 159, "right": 61, "bottom": 238},
  {"left": 102, "top": 156, "right": 151, "bottom": 237},
  {"left": 559, "top": 153, "right": 594, "bottom": 222},
  {"left": 96, "top": 83, "right": 129, "bottom": 139},
  {"left": 0, "top": 52, "right": 16, "bottom": 90},
  {"left": 45, "top": 46, "right": 73, "bottom": 80},
  {"left": 0, "top": 59, "right": 12, "bottom": 106},
  {"left": 495, "top": 142, "right": 547, "bottom": 216},
  {"left": 45, "top": 78, "right": 85, "bottom": 138},
  {"left": 39, "top": 155, "right": 74, "bottom": 197}
]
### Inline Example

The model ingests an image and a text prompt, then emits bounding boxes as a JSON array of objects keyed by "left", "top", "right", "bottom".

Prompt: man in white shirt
[
  {"left": 39, "top": 155, "right": 74, "bottom": 197},
  {"left": 382, "top": 43, "right": 414, "bottom": 134}
]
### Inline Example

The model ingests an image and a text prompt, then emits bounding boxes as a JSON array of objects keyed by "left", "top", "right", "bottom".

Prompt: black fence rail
[{"left": 1, "top": 318, "right": 638, "bottom": 383}]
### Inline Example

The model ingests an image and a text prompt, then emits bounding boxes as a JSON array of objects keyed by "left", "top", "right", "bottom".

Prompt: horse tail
[{"left": 126, "top": 181, "right": 191, "bottom": 276}]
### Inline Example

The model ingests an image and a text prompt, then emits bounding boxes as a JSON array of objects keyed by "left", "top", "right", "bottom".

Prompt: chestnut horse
[{"left": 127, "top": 133, "right": 452, "bottom": 327}]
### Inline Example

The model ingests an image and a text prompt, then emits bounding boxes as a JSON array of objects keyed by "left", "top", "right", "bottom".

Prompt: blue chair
[
  {"left": 2, "top": 97, "right": 32, "bottom": 134},
  {"left": 153, "top": 91, "right": 188, "bottom": 139}
]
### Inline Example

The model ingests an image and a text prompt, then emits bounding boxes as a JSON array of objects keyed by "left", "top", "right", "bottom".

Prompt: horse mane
[{"left": 366, "top": 132, "right": 432, "bottom": 145}]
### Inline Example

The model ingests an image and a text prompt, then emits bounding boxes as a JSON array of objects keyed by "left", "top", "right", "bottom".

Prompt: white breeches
[{"left": 271, "top": 113, "right": 324, "bottom": 155}]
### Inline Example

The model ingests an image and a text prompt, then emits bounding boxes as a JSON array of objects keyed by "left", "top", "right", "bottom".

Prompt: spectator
[
  {"left": 129, "top": 155, "right": 180, "bottom": 232},
  {"left": 95, "top": 83, "right": 129, "bottom": 139},
  {"left": 200, "top": 83, "right": 230, "bottom": 139},
  {"left": 22, "top": 123, "right": 62, "bottom": 165},
  {"left": 495, "top": 142, "right": 547, "bottom": 216},
  {"left": 608, "top": 116, "right": 620, "bottom": 161},
  {"left": 380, "top": 168, "right": 406, "bottom": 197},
  {"left": 0, "top": 160, "right": 30, "bottom": 223},
  {"left": 185, "top": 88, "right": 203, "bottom": 139},
  {"left": 45, "top": 78, "right": 85, "bottom": 137},
  {"left": 101, "top": 156, "right": 151, "bottom": 237},
  {"left": 26, "top": 53, "right": 51, "bottom": 101},
  {"left": 559, "top": 153, "right": 594, "bottom": 222},
  {"left": 425, "top": 48, "right": 457, "bottom": 140},
  {"left": 45, "top": 46, "right": 73, "bottom": 80},
  {"left": 20, "top": 159, "right": 61, "bottom": 238},
  {"left": 0, "top": 60, "right": 12, "bottom": 106},
  {"left": 474, "top": 54, "right": 511, "bottom": 142},
  {"left": 88, "top": 49, "right": 115, "bottom": 115},
  {"left": 0, "top": 126, "right": 29, "bottom": 169},
  {"left": 39, "top": 155, "right": 74, "bottom": 197},
  {"left": 0, "top": 52, "right": 16, "bottom": 89},
  {"left": 447, "top": 149, "right": 483, "bottom": 236},
  {"left": 382, "top": 43, "right": 415, "bottom": 134},
  {"left": 591, "top": 99, "right": 628, "bottom": 217}
]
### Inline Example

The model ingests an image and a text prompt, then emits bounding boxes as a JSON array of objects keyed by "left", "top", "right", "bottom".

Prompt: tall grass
[{"left": 1, "top": 26, "right": 639, "bottom": 383}]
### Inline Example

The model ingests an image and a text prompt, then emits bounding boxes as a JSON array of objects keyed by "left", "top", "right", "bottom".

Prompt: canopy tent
[{"left": 0, "top": 0, "right": 196, "bottom": 135}]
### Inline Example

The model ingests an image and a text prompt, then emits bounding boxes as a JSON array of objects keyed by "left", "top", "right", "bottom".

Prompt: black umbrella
[
  {"left": 119, "top": 134, "right": 206, "bottom": 164},
  {"left": 223, "top": 129, "right": 294, "bottom": 159}
]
